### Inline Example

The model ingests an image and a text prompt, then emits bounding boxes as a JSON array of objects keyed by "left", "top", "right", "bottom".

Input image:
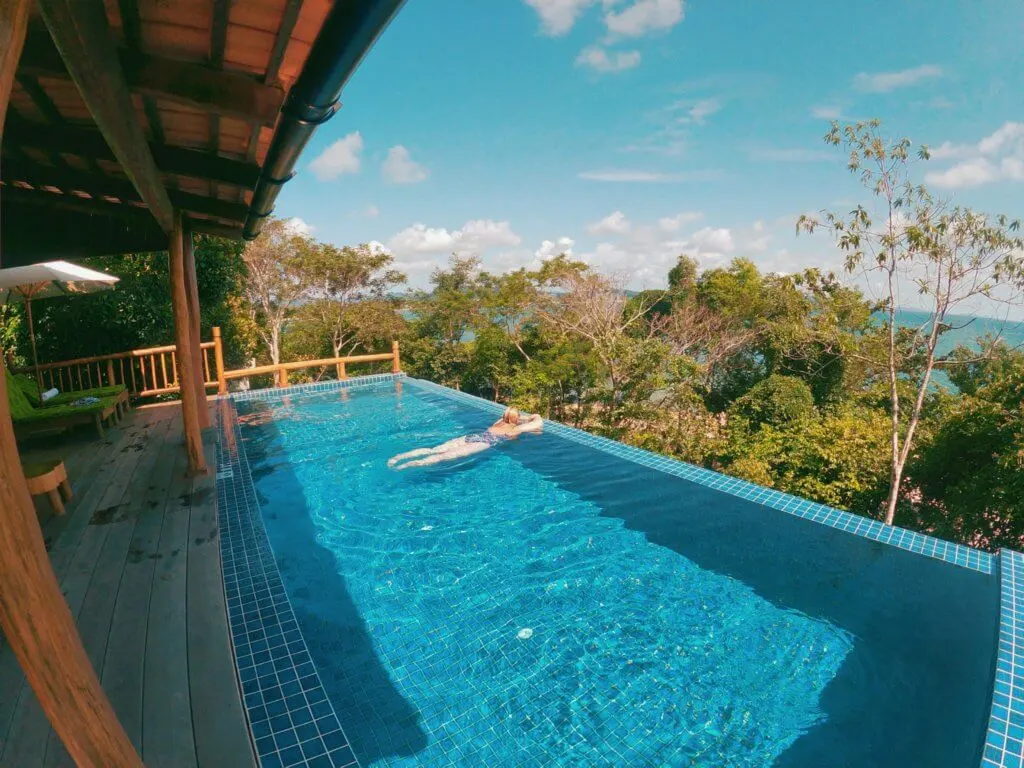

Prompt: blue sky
[{"left": 275, "top": 0, "right": 1024, "bottom": 306}]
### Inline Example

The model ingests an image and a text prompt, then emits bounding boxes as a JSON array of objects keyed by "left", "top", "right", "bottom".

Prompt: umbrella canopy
[
  {"left": 0, "top": 260, "right": 118, "bottom": 303},
  {"left": 0, "top": 261, "right": 119, "bottom": 395}
]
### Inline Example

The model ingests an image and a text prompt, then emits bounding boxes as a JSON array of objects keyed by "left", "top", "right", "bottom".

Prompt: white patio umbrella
[{"left": 0, "top": 260, "right": 119, "bottom": 395}]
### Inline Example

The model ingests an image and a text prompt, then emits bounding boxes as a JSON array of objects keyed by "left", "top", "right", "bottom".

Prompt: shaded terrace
[{"left": 0, "top": 1, "right": 404, "bottom": 764}]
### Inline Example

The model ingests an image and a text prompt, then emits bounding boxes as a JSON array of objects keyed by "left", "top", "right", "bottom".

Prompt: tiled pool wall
[
  {"left": 982, "top": 550, "right": 1024, "bottom": 768},
  {"left": 213, "top": 373, "right": 1020, "bottom": 768}
]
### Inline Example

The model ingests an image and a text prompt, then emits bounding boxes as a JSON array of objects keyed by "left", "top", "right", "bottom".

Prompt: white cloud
[
  {"left": 658, "top": 211, "right": 703, "bottom": 232},
  {"left": 536, "top": 237, "right": 575, "bottom": 260},
  {"left": 365, "top": 205, "right": 380, "bottom": 217},
  {"left": 684, "top": 97, "right": 721, "bottom": 124},
  {"left": 382, "top": 145, "right": 429, "bottom": 184},
  {"left": 308, "top": 131, "right": 363, "bottom": 180},
  {"left": 387, "top": 220, "right": 522, "bottom": 256},
  {"left": 811, "top": 105, "right": 842, "bottom": 120},
  {"left": 284, "top": 217, "right": 313, "bottom": 236},
  {"left": 587, "top": 211, "right": 632, "bottom": 236},
  {"left": 925, "top": 122, "right": 1024, "bottom": 189},
  {"left": 524, "top": 0, "right": 600, "bottom": 35},
  {"left": 575, "top": 46, "right": 641, "bottom": 73},
  {"left": 690, "top": 226, "right": 734, "bottom": 254},
  {"left": 578, "top": 169, "right": 719, "bottom": 182},
  {"left": 605, "top": 0, "right": 685, "bottom": 38},
  {"left": 852, "top": 64, "right": 942, "bottom": 93}
]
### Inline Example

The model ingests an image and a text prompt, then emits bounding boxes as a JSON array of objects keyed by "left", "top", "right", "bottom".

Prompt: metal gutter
[{"left": 242, "top": 0, "right": 406, "bottom": 239}]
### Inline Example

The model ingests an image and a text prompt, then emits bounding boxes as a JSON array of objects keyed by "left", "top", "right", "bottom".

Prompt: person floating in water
[{"left": 387, "top": 408, "right": 543, "bottom": 470}]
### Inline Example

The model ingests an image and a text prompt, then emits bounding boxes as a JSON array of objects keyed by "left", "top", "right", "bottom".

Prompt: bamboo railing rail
[
  {"left": 219, "top": 341, "right": 401, "bottom": 393},
  {"left": 12, "top": 333, "right": 402, "bottom": 398}
]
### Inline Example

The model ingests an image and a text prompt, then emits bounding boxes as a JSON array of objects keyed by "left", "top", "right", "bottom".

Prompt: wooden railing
[
  {"left": 14, "top": 333, "right": 222, "bottom": 397},
  {"left": 219, "top": 341, "right": 401, "bottom": 393},
  {"left": 13, "top": 334, "right": 402, "bottom": 398}
]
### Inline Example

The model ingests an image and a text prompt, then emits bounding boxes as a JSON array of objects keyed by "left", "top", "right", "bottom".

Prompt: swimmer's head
[{"left": 502, "top": 407, "right": 521, "bottom": 425}]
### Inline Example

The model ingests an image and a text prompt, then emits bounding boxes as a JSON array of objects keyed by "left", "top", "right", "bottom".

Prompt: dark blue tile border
[{"left": 981, "top": 550, "right": 1024, "bottom": 768}]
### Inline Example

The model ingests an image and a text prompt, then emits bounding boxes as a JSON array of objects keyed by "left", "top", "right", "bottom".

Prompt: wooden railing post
[
  {"left": 392, "top": 340, "right": 401, "bottom": 374},
  {"left": 169, "top": 211, "right": 207, "bottom": 475},
  {"left": 0, "top": 4, "right": 143, "bottom": 766},
  {"left": 213, "top": 326, "right": 227, "bottom": 394},
  {"left": 336, "top": 361, "right": 347, "bottom": 380},
  {"left": 277, "top": 366, "right": 288, "bottom": 388},
  {"left": 105, "top": 358, "right": 116, "bottom": 386}
]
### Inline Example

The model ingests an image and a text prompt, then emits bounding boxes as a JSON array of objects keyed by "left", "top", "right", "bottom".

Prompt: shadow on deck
[{"left": 0, "top": 403, "right": 255, "bottom": 768}]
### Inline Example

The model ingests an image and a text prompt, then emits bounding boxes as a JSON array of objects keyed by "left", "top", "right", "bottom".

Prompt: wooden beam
[
  {"left": 4, "top": 120, "right": 262, "bottom": 189},
  {"left": 38, "top": 0, "right": 174, "bottom": 232},
  {"left": 18, "top": 28, "right": 285, "bottom": 126},
  {"left": 0, "top": 3, "right": 143, "bottom": 766},
  {"left": 2, "top": 159, "right": 250, "bottom": 222},
  {"left": 183, "top": 223, "right": 211, "bottom": 428},
  {"left": 266, "top": 0, "right": 304, "bottom": 85},
  {"left": 187, "top": 217, "right": 244, "bottom": 240},
  {"left": 169, "top": 211, "right": 208, "bottom": 474}
]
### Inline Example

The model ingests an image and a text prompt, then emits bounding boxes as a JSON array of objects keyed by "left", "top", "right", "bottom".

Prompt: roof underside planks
[{"left": 0, "top": 0, "right": 340, "bottom": 265}]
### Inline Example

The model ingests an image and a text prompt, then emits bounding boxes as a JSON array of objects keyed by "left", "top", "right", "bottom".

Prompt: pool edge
[{"left": 981, "top": 550, "right": 1024, "bottom": 768}]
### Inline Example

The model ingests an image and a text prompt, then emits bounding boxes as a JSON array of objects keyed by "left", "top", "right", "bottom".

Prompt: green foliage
[
  {"left": 729, "top": 375, "right": 816, "bottom": 430},
  {"left": 721, "top": 404, "right": 891, "bottom": 511},
  {"left": 909, "top": 351, "right": 1024, "bottom": 550},
  {"left": 14, "top": 235, "right": 252, "bottom": 368}
]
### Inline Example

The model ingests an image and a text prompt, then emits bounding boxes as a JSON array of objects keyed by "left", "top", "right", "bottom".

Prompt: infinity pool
[{"left": 233, "top": 378, "right": 998, "bottom": 767}]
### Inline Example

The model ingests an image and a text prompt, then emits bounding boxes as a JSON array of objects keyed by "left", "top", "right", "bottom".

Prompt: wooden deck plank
[
  {"left": 42, "top": 417, "right": 175, "bottom": 767},
  {"left": 98, "top": 417, "right": 184, "bottom": 755},
  {"left": 187, "top": 434, "right": 256, "bottom": 768},
  {"left": 0, "top": 406, "right": 255, "bottom": 768},
  {"left": 1, "top": 412, "right": 160, "bottom": 766},
  {"left": 142, "top": 441, "right": 199, "bottom": 767},
  {"left": 0, "top": 419, "right": 145, "bottom": 751}
]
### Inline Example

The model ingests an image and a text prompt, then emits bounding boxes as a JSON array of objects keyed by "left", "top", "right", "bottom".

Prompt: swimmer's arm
[{"left": 514, "top": 414, "right": 543, "bottom": 434}]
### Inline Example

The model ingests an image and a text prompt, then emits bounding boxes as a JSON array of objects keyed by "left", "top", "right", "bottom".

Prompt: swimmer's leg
[
  {"left": 393, "top": 441, "right": 489, "bottom": 470},
  {"left": 388, "top": 446, "right": 436, "bottom": 467}
]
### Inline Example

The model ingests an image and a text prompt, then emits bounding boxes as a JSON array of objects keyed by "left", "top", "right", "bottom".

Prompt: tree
[
  {"left": 240, "top": 217, "right": 313, "bottom": 364},
  {"left": 799, "top": 120, "right": 1024, "bottom": 524},
  {"left": 729, "top": 375, "right": 815, "bottom": 430},
  {"left": 910, "top": 350, "right": 1024, "bottom": 550},
  {"left": 295, "top": 242, "right": 406, "bottom": 358}
]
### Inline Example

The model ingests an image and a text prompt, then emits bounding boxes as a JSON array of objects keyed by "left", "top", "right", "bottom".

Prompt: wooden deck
[{"left": 0, "top": 403, "right": 255, "bottom": 767}]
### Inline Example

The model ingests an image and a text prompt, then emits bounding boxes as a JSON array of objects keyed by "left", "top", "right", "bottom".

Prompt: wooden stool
[{"left": 23, "top": 460, "right": 72, "bottom": 516}]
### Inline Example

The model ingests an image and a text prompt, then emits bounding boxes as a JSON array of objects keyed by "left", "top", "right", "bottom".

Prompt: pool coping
[{"left": 213, "top": 373, "right": 1019, "bottom": 768}]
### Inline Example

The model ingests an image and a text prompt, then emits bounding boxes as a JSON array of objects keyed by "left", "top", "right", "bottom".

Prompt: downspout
[{"left": 242, "top": 0, "right": 407, "bottom": 239}]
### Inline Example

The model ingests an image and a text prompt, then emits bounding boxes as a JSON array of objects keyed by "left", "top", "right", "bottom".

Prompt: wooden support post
[
  {"left": 0, "top": 4, "right": 142, "bottom": 766},
  {"left": 106, "top": 357, "right": 116, "bottom": 385},
  {"left": 169, "top": 211, "right": 207, "bottom": 474},
  {"left": 213, "top": 326, "right": 227, "bottom": 394},
  {"left": 392, "top": 340, "right": 401, "bottom": 374},
  {"left": 182, "top": 223, "right": 210, "bottom": 428},
  {"left": 336, "top": 361, "right": 347, "bottom": 380},
  {"left": 277, "top": 367, "right": 288, "bottom": 388}
]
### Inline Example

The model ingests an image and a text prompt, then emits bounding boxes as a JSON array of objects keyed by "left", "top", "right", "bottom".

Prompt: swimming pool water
[{"left": 236, "top": 379, "right": 998, "bottom": 767}]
